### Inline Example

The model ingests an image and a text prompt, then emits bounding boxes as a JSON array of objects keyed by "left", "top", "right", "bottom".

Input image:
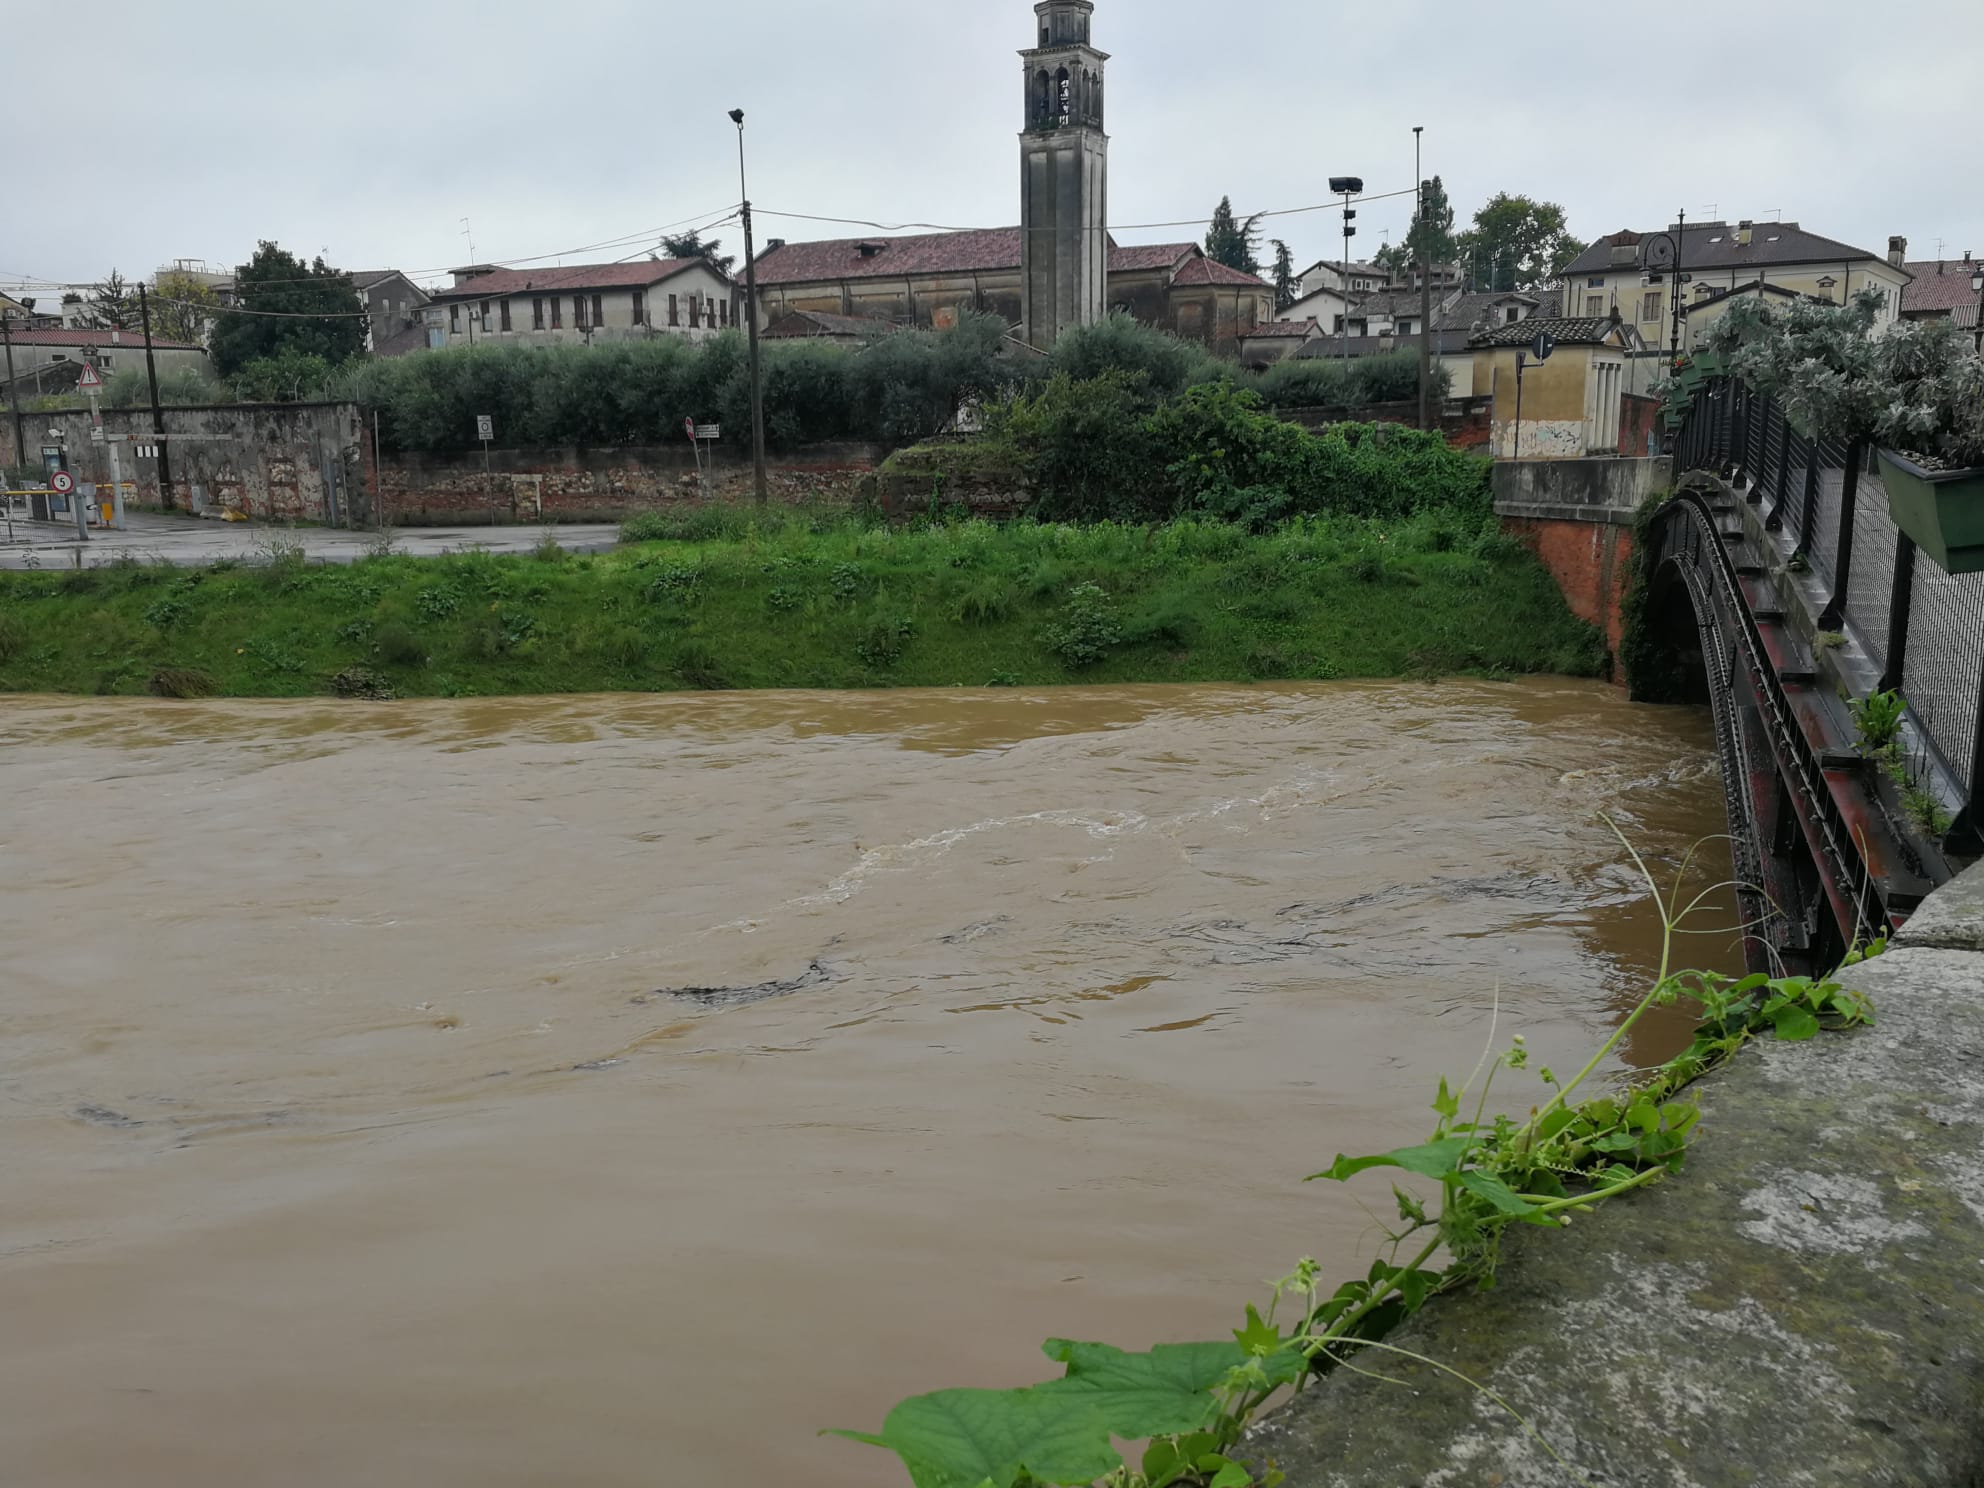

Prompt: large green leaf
[
  {"left": 1037, "top": 1339, "right": 1244, "bottom": 1437},
  {"left": 827, "top": 1388, "right": 1122, "bottom": 1488},
  {"left": 1308, "top": 1136, "right": 1473, "bottom": 1184}
]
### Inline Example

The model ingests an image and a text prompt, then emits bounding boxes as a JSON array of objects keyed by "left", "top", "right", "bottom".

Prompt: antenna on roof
[
  {"left": 1701, "top": 204, "right": 1718, "bottom": 220},
  {"left": 1934, "top": 238, "right": 1947, "bottom": 261},
  {"left": 460, "top": 218, "right": 476, "bottom": 262}
]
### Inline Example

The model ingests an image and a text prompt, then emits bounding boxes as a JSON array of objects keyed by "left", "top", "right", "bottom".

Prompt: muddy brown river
[{"left": 0, "top": 682, "right": 1735, "bottom": 1487}]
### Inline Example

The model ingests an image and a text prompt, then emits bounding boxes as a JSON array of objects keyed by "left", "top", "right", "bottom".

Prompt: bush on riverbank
[
  {"left": 0, "top": 512, "right": 1601, "bottom": 699},
  {"left": 884, "top": 379, "right": 1490, "bottom": 527}
]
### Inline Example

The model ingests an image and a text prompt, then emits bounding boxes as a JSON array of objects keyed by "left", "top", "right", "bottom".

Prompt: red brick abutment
[{"left": 1491, "top": 456, "right": 1670, "bottom": 673}]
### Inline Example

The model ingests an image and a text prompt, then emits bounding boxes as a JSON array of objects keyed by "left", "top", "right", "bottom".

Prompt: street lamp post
[
  {"left": 730, "top": 108, "right": 769, "bottom": 506},
  {"left": 1638, "top": 209, "right": 1689, "bottom": 362},
  {"left": 1971, "top": 264, "right": 1984, "bottom": 354}
]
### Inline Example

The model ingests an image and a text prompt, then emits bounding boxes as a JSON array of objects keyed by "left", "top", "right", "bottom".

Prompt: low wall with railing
[
  {"left": 1249, "top": 863, "right": 1984, "bottom": 1485},
  {"left": 1675, "top": 380, "right": 1984, "bottom": 849}
]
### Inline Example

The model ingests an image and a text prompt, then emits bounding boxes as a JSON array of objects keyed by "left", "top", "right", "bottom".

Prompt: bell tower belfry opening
[{"left": 1020, "top": 0, "right": 1108, "bottom": 349}]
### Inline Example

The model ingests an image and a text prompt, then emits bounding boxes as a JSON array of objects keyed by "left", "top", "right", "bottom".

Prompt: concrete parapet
[
  {"left": 1491, "top": 456, "right": 1670, "bottom": 523},
  {"left": 1248, "top": 862, "right": 1984, "bottom": 1486}
]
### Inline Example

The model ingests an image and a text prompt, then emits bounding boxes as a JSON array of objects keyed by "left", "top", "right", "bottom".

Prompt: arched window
[
  {"left": 1093, "top": 73, "right": 1104, "bottom": 126},
  {"left": 1031, "top": 69, "right": 1051, "bottom": 125},
  {"left": 1081, "top": 68, "right": 1094, "bottom": 121},
  {"left": 1055, "top": 66, "right": 1071, "bottom": 122}
]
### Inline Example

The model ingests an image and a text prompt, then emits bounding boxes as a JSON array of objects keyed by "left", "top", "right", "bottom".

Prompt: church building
[{"left": 750, "top": 1, "right": 1273, "bottom": 355}]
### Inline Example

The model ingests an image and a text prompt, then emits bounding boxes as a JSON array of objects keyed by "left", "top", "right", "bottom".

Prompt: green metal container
[{"left": 1877, "top": 448, "right": 1984, "bottom": 575}]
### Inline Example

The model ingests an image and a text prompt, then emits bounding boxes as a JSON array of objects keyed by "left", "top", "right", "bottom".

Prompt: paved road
[{"left": 0, "top": 512, "right": 624, "bottom": 571}]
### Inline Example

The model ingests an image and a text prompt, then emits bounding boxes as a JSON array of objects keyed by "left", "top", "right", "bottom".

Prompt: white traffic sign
[
  {"left": 77, "top": 364, "right": 103, "bottom": 393},
  {"left": 50, "top": 471, "right": 74, "bottom": 496},
  {"left": 694, "top": 424, "right": 722, "bottom": 440},
  {"left": 476, "top": 415, "right": 494, "bottom": 443}
]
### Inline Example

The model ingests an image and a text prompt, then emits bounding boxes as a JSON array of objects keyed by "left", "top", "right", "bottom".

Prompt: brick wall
[
  {"left": 1504, "top": 516, "right": 1634, "bottom": 670},
  {"left": 1618, "top": 394, "right": 1660, "bottom": 457}
]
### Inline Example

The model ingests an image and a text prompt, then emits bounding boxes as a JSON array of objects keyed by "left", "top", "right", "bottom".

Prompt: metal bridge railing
[{"left": 1678, "top": 381, "right": 1984, "bottom": 848}]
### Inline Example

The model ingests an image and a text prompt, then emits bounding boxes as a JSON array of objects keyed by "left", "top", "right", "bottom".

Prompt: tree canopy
[
  {"left": 663, "top": 231, "right": 737, "bottom": 277},
  {"left": 150, "top": 272, "right": 221, "bottom": 345},
  {"left": 209, "top": 243, "right": 366, "bottom": 377},
  {"left": 1204, "top": 197, "right": 1264, "bottom": 277},
  {"left": 1455, "top": 194, "right": 1585, "bottom": 293},
  {"left": 75, "top": 271, "right": 138, "bottom": 332},
  {"left": 1271, "top": 240, "right": 1297, "bottom": 312}
]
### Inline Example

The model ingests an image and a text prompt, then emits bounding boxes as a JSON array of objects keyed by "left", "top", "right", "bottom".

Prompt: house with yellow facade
[
  {"left": 1470, "top": 316, "right": 1643, "bottom": 459},
  {"left": 1561, "top": 220, "right": 1912, "bottom": 359}
]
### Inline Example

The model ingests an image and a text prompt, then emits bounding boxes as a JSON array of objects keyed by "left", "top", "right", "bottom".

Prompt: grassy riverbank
[{"left": 0, "top": 511, "right": 1604, "bottom": 698}]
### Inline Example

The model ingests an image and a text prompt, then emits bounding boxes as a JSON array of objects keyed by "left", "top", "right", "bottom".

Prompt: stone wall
[
  {"left": 376, "top": 441, "right": 883, "bottom": 525},
  {"left": 1248, "top": 861, "right": 1984, "bottom": 1486}
]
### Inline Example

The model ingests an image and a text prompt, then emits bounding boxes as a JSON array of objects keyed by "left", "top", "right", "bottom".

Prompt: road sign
[
  {"left": 50, "top": 471, "right": 74, "bottom": 496},
  {"left": 694, "top": 424, "right": 722, "bottom": 440},
  {"left": 476, "top": 414, "right": 495, "bottom": 443},
  {"left": 77, "top": 364, "right": 103, "bottom": 393},
  {"left": 684, "top": 417, "right": 697, "bottom": 441},
  {"left": 1531, "top": 331, "right": 1557, "bottom": 364}
]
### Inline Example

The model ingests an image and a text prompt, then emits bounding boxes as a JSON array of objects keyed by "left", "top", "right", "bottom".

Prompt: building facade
[
  {"left": 351, "top": 271, "right": 433, "bottom": 357},
  {"left": 426, "top": 259, "right": 737, "bottom": 349},
  {"left": 1470, "top": 316, "right": 1641, "bottom": 459},
  {"left": 1563, "top": 220, "right": 1912, "bottom": 355}
]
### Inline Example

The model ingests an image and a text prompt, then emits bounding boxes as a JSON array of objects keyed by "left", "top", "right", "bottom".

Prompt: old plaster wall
[
  {"left": 2, "top": 401, "right": 364, "bottom": 523},
  {"left": 1493, "top": 458, "right": 1666, "bottom": 666}
]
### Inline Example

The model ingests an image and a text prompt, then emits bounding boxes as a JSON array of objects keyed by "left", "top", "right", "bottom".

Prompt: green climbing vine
[{"left": 829, "top": 835, "right": 1880, "bottom": 1488}]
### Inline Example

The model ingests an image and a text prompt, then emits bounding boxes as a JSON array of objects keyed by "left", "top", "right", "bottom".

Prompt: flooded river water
[{"left": 0, "top": 682, "right": 1734, "bottom": 1486}]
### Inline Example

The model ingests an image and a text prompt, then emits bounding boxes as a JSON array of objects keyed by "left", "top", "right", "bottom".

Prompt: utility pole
[
  {"left": 1415, "top": 126, "right": 1433, "bottom": 433},
  {"left": 731, "top": 107, "right": 769, "bottom": 505},
  {"left": 138, "top": 284, "right": 173, "bottom": 510},
  {"left": 1670, "top": 208, "right": 1687, "bottom": 361},
  {"left": 1, "top": 315, "right": 24, "bottom": 473}
]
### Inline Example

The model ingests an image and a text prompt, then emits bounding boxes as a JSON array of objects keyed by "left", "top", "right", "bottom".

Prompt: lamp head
[
  {"left": 1328, "top": 176, "right": 1364, "bottom": 196},
  {"left": 728, "top": 108, "right": 745, "bottom": 126}
]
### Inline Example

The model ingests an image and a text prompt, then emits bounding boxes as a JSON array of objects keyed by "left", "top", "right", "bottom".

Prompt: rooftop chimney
[
  {"left": 1888, "top": 236, "right": 1908, "bottom": 268},
  {"left": 1735, "top": 220, "right": 1754, "bottom": 247}
]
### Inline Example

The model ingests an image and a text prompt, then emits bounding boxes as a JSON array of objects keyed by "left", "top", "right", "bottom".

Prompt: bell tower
[{"left": 1020, "top": 0, "right": 1108, "bottom": 349}]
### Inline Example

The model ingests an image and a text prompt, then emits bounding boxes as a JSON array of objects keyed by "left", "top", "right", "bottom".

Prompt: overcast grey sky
[{"left": 8, "top": 0, "right": 1983, "bottom": 300}]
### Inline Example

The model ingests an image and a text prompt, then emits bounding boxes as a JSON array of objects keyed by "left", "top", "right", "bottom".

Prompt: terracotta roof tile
[
  {"left": 1470, "top": 315, "right": 1622, "bottom": 347},
  {"left": 1108, "top": 242, "right": 1195, "bottom": 272},
  {"left": 0, "top": 327, "right": 204, "bottom": 350},
  {"left": 1245, "top": 319, "right": 1324, "bottom": 339},
  {"left": 1171, "top": 256, "right": 1271, "bottom": 289},
  {"left": 431, "top": 259, "right": 716, "bottom": 303},
  {"left": 753, "top": 229, "right": 1025, "bottom": 286},
  {"left": 1902, "top": 261, "right": 1983, "bottom": 319}
]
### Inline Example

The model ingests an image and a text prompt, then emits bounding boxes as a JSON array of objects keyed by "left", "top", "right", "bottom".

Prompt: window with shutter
[
  {"left": 533, "top": 298, "right": 545, "bottom": 330},
  {"left": 633, "top": 290, "right": 647, "bottom": 325},
  {"left": 592, "top": 294, "right": 604, "bottom": 327},
  {"left": 669, "top": 294, "right": 680, "bottom": 326},
  {"left": 499, "top": 301, "right": 512, "bottom": 332},
  {"left": 550, "top": 297, "right": 563, "bottom": 328}
]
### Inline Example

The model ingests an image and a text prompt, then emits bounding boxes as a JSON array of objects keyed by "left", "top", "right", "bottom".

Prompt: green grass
[{"left": 0, "top": 512, "right": 1605, "bottom": 698}]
